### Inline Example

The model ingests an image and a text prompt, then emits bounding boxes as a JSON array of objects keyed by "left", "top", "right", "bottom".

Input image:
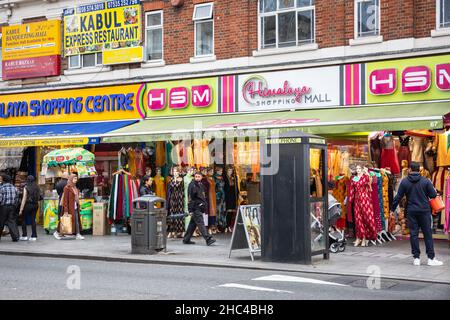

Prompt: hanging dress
[
  {"left": 201, "top": 177, "right": 210, "bottom": 227},
  {"left": 347, "top": 174, "right": 377, "bottom": 241},
  {"left": 332, "top": 176, "right": 348, "bottom": 230},
  {"left": 376, "top": 172, "right": 386, "bottom": 230},
  {"left": 411, "top": 137, "right": 425, "bottom": 164},
  {"left": 167, "top": 178, "right": 185, "bottom": 233},
  {"left": 380, "top": 135, "right": 400, "bottom": 174},
  {"left": 224, "top": 174, "right": 238, "bottom": 211},
  {"left": 369, "top": 135, "right": 382, "bottom": 168},
  {"left": 397, "top": 136, "right": 411, "bottom": 166},
  {"left": 154, "top": 175, "right": 166, "bottom": 200},
  {"left": 208, "top": 176, "right": 217, "bottom": 227},
  {"left": 370, "top": 173, "right": 383, "bottom": 233}
]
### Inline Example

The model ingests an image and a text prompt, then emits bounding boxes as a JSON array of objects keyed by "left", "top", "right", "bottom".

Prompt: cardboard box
[{"left": 93, "top": 202, "right": 110, "bottom": 236}]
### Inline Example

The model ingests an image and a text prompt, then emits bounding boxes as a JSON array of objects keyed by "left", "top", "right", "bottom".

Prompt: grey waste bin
[{"left": 131, "top": 195, "right": 167, "bottom": 254}]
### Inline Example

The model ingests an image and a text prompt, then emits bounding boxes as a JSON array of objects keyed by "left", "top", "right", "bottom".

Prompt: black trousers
[
  {"left": 407, "top": 211, "right": 435, "bottom": 259},
  {"left": 0, "top": 205, "right": 20, "bottom": 241},
  {"left": 21, "top": 204, "right": 38, "bottom": 238},
  {"left": 183, "top": 209, "right": 211, "bottom": 243}
]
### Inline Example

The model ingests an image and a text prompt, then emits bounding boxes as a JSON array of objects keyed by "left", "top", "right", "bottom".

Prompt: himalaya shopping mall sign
[{"left": 238, "top": 66, "right": 340, "bottom": 112}]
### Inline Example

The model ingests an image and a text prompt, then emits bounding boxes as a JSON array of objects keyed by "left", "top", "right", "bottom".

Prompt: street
[{"left": 0, "top": 255, "right": 448, "bottom": 300}]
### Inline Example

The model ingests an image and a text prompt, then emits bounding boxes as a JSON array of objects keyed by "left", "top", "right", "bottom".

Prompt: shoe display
[
  {"left": 427, "top": 258, "right": 443, "bottom": 266},
  {"left": 413, "top": 258, "right": 421, "bottom": 266}
]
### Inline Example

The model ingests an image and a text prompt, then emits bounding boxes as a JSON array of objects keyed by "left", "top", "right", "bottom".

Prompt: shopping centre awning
[
  {"left": 102, "top": 101, "right": 450, "bottom": 142},
  {"left": 0, "top": 120, "right": 136, "bottom": 148}
]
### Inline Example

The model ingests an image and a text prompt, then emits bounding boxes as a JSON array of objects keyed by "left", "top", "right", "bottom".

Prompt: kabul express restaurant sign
[
  {"left": 139, "top": 77, "right": 219, "bottom": 118},
  {"left": 238, "top": 66, "right": 341, "bottom": 112},
  {"left": 366, "top": 54, "right": 450, "bottom": 104},
  {"left": 1, "top": 20, "right": 61, "bottom": 80},
  {"left": 63, "top": 0, "right": 142, "bottom": 64},
  {"left": 0, "top": 83, "right": 146, "bottom": 127}
]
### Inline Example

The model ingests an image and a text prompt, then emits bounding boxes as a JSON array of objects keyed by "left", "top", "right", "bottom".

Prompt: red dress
[
  {"left": 347, "top": 174, "right": 377, "bottom": 240},
  {"left": 380, "top": 135, "right": 400, "bottom": 174}
]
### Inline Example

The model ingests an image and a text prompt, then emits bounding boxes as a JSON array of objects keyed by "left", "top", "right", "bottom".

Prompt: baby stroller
[{"left": 328, "top": 194, "right": 347, "bottom": 253}]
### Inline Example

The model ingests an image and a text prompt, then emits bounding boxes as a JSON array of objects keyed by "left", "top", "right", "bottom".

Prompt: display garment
[
  {"left": 340, "top": 151, "right": 350, "bottom": 177},
  {"left": 381, "top": 170, "right": 390, "bottom": 221},
  {"left": 165, "top": 142, "right": 175, "bottom": 176},
  {"left": 310, "top": 149, "right": 321, "bottom": 171},
  {"left": 154, "top": 174, "right": 166, "bottom": 200},
  {"left": 201, "top": 177, "right": 210, "bottom": 226},
  {"left": 156, "top": 141, "right": 166, "bottom": 168},
  {"left": 376, "top": 172, "right": 386, "bottom": 230},
  {"left": 310, "top": 169, "right": 323, "bottom": 198},
  {"left": 332, "top": 176, "right": 348, "bottom": 229},
  {"left": 380, "top": 134, "right": 400, "bottom": 174},
  {"left": 127, "top": 148, "right": 137, "bottom": 176},
  {"left": 207, "top": 176, "right": 217, "bottom": 226},
  {"left": 397, "top": 136, "right": 411, "bottom": 165},
  {"left": 347, "top": 174, "right": 377, "bottom": 241},
  {"left": 424, "top": 139, "right": 436, "bottom": 174},
  {"left": 224, "top": 172, "right": 238, "bottom": 211},
  {"left": 369, "top": 135, "right": 382, "bottom": 168},
  {"left": 167, "top": 177, "right": 185, "bottom": 233},
  {"left": 444, "top": 175, "right": 450, "bottom": 234},
  {"left": 369, "top": 173, "right": 383, "bottom": 233},
  {"left": 432, "top": 167, "right": 448, "bottom": 194},
  {"left": 193, "top": 140, "right": 203, "bottom": 168},
  {"left": 186, "top": 142, "right": 195, "bottom": 167},
  {"left": 135, "top": 149, "right": 145, "bottom": 177},
  {"left": 214, "top": 173, "right": 227, "bottom": 230},
  {"left": 436, "top": 132, "right": 450, "bottom": 167},
  {"left": 250, "top": 142, "right": 260, "bottom": 178},
  {"left": 411, "top": 137, "right": 425, "bottom": 164}
]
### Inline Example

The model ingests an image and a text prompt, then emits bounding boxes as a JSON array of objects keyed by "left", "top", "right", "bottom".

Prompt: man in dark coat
[
  {"left": 391, "top": 162, "right": 443, "bottom": 267},
  {"left": 183, "top": 172, "right": 216, "bottom": 246}
]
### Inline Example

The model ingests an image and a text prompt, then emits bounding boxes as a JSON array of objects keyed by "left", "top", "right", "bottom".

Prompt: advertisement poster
[
  {"left": 2, "top": 20, "right": 61, "bottom": 80},
  {"left": 63, "top": 0, "right": 142, "bottom": 64},
  {"left": 241, "top": 205, "right": 262, "bottom": 252}
]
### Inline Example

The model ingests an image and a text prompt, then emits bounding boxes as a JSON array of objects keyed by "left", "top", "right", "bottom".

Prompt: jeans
[
  {"left": 21, "top": 204, "right": 38, "bottom": 238},
  {"left": 407, "top": 211, "right": 435, "bottom": 259},
  {"left": 183, "top": 209, "right": 211, "bottom": 243},
  {"left": 0, "top": 205, "right": 20, "bottom": 241}
]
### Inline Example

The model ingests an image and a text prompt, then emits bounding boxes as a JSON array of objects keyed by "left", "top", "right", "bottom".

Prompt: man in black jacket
[
  {"left": 183, "top": 172, "right": 216, "bottom": 246},
  {"left": 391, "top": 162, "right": 443, "bottom": 266}
]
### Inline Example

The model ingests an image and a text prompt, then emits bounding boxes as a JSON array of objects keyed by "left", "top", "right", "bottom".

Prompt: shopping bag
[
  {"left": 429, "top": 196, "right": 445, "bottom": 215},
  {"left": 60, "top": 213, "right": 73, "bottom": 235}
]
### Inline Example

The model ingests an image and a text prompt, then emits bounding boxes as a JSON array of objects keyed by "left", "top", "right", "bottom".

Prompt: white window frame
[
  {"left": 69, "top": 52, "right": 102, "bottom": 69},
  {"left": 354, "top": 0, "right": 380, "bottom": 39},
  {"left": 257, "top": 0, "right": 316, "bottom": 51},
  {"left": 145, "top": 10, "right": 164, "bottom": 62},
  {"left": 193, "top": 3, "right": 214, "bottom": 58},
  {"left": 437, "top": 0, "right": 450, "bottom": 29}
]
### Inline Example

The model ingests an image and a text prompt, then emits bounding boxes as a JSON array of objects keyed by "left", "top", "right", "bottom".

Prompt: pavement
[{"left": 0, "top": 227, "right": 449, "bottom": 285}]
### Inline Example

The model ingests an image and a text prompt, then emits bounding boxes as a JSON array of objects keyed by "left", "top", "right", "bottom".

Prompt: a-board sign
[{"left": 229, "top": 205, "right": 262, "bottom": 261}]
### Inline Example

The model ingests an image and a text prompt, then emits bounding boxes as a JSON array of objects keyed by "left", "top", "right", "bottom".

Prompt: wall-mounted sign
[
  {"left": 0, "top": 84, "right": 145, "bottom": 126},
  {"left": 139, "top": 77, "right": 219, "bottom": 117},
  {"left": 63, "top": 0, "right": 142, "bottom": 64},
  {"left": 2, "top": 20, "right": 61, "bottom": 80},
  {"left": 238, "top": 67, "right": 340, "bottom": 112}
]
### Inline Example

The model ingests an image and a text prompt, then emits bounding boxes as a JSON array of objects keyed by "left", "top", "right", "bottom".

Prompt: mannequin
[
  {"left": 224, "top": 166, "right": 239, "bottom": 233},
  {"left": 214, "top": 167, "right": 226, "bottom": 232},
  {"left": 154, "top": 167, "right": 166, "bottom": 207},
  {"left": 167, "top": 167, "right": 184, "bottom": 238},
  {"left": 347, "top": 166, "right": 377, "bottom": 247},
  {"left": 183, "top": 167, "right": 195, "bottom": 232},
  {"left": 207, "top": 168, "right": 217, "bottom": 234},
  {"left": 423, "top": 138, "right": 436, "bottom": 174},
  {"left": 397, "top": 135, "right": 411, "bottom": 165}
]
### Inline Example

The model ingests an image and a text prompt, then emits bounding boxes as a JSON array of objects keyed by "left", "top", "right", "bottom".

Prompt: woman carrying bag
[
  {"left": 60, "top": 174, "right": 84, "bottom": 240},
  {"left": 19, "top": 176, "right": 41, "bottom": 241}
]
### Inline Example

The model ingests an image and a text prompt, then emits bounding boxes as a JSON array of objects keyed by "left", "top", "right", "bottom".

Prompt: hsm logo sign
[
  {"left": 148, "top": 85, "right": 212, "bottom": 111},
  {"left": 369, "top": 63, "right": 450, "bottom": 95}
]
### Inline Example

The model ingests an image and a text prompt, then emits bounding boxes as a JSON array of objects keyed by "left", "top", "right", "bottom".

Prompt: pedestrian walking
[
  {"left": 59, "top": 174, "right": 84, "bottom": 240},
  {"left": 0, "top": 174, "right": 20, "bottom": 242},
  {"left": 139, "top": 175, "right": 154, "bottom": 196},
  {"left": 54, "top": 172, "right": 69, "bottom": 239},
  {"left": 183, "top": 171, "right": 216, "bottom": 246},
  {"left": 19, "top": 176, "right": 41, "bottom": 241},
  {"left": 391, "top": 162, "right": 443, "bottom": 266}
]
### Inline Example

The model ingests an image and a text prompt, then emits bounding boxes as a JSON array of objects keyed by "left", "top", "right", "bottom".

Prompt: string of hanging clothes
[{"left": 108, "top": 169, "right": 140, "bottom": 222}]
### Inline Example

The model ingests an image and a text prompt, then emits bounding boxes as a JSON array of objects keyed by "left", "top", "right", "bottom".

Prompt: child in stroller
[{"left": 328, "top": 193, "right": 347, "bottom": 253}]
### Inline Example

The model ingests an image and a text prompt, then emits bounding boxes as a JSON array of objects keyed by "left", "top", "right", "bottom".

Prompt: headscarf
[{"left": 67, "top": 174, "right": 79, "bottom": 203}]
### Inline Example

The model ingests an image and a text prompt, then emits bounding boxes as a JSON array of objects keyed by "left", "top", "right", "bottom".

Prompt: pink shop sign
[{"left": 148, "top": 85, "right": 212, "bottom": 111}]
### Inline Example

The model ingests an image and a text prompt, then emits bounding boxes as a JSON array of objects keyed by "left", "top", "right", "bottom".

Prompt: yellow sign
[
  {"left": 0, "top": 83, "right": 145, "bottom": 126},
  {"left": 2, "top": 20, "right": 61, "bottom": 61},
  {"left": 0, "top": 138, "right": 89, "bottom": 148},
  {"left": 103, "top": 46, "right": 143, "bottom": 65},
  {"left": 63, "top": 0, "right": 141, "bottom": 57}
]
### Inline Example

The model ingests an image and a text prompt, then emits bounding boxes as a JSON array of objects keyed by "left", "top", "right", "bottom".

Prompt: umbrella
[{"left": 43, "top": 148, "right": 95, "bottom": 167}]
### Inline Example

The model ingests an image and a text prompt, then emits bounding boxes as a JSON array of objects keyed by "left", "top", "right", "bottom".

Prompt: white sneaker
[
  {"left": 53, "top": 232, "right": 62, "bottom": 240},
  {"left": 427, "top": 258, "right": 444, "bottom": 266},
  {"left": 19, "top": 236, "right": 28, "bottom": 241},
  {"left": 76, "top": 234, "right": 85, "bottom": 240},
  {"left": 29, "top": 237, "right": 37, "bottom": 241},
  {"left": 413, "top": 258, "right": 421, "bottom": 266}
]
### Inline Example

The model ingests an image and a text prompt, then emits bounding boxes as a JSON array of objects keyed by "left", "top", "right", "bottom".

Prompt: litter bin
[{"left": 131, "top": 195, "right": 167, "bottom": 254}]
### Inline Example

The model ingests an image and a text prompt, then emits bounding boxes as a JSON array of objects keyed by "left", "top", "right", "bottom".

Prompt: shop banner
[
  {"left": 0, "top": 84, "right": 145, "bottom": 126},
  {"left": 0, "top": 138, "right": 90, "bottom": 148},
  {"left": 63, "top": 0, "right": 142, "bottom": 64},
  {"left": 1, "top": 20, "right": 62, "bottom": 80},
  {"left": 237, "top": 67, "right": 340, "bottom": 113},
  {"left": 103, "top": 46, "right": 143, "bottom": 65},
  {"left": 141, "top": 77, "right": 219, "bottom": 118}
]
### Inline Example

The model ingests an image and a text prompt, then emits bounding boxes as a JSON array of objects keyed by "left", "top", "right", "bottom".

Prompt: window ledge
[
  {"left": 189, "top": 55, "right": 217, "bottom": 64},
  {"left": 64, "top": 66, "right": 111, "bottom": 75},
  {"left": 431, "top": 28, "right": 450, "bottom": 38},
  {"left": 349, "top": 36, "right": 383, "bottom": 46},
  {"left": 252, "top": 43, "right": 318, "bottom": 57},
  {"left": 141, "top": 60, "right": 166, "bottom": 68}
]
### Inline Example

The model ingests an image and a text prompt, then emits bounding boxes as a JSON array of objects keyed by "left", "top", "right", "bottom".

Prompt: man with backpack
[
  {"left": 0, "top": 174, "right": 20, "bottom": 242},
  {"left": 391, "top": 162, "right": 443, "bottom": 266}
]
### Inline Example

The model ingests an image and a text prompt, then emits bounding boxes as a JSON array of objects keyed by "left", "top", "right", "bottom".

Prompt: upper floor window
[
  {"left": 69, "top": 53, "right": 102, "bottom": 69},
  {"left": 193, "top": 3, "right": 214, "bottom": 57},
  {"left": 259, "top": 0, "right": 315, "bottom": 50},
  {"left": 438, "top": 0, "right": 450, "bottom": 29},
  {"left": 355, "top": 0, "right": 380, "bottom": 38},
  {"left": 145, "top": 11, "right": 163, "bottom": 61}
]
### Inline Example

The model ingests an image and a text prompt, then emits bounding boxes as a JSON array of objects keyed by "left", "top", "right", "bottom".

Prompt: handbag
[
  {"left": 60, "top": 213, "right": 73, "bottom": 235},
  {"left": 429, "top": 196, "right": 445, "bottom": 215}
]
